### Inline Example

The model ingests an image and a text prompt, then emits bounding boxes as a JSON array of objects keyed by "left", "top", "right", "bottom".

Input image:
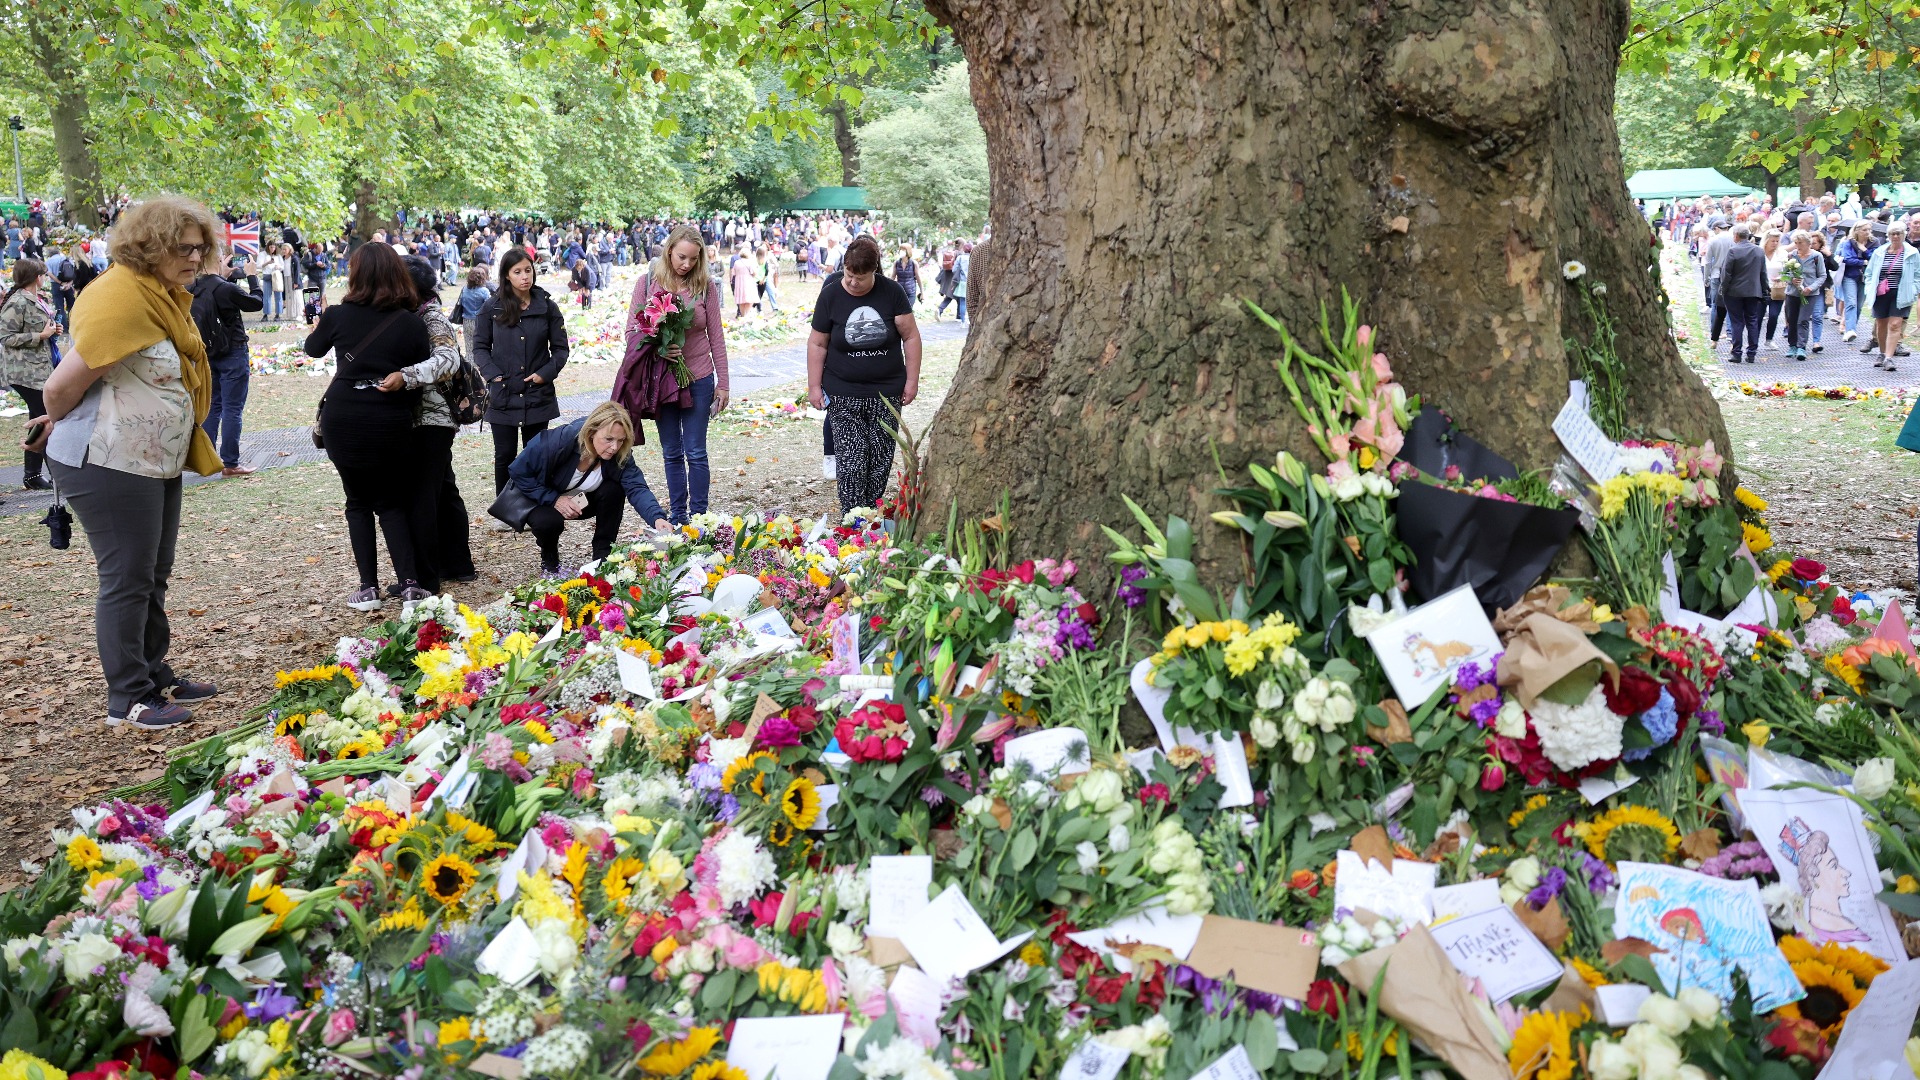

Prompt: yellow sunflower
[
  {"left": 1570, "top": 957, "right": 1608, "bottom": 988},
  {"left": 690, "top": 1062, "right": 748, "bottom": 1080},
  {"left": 1509, "top": 794, "right": 1552, "bottom": 829},
  {"left": 376, "top": 897, "right": 429, "bottom": 934},
  {"left": 421, "top": 853, "right": 478, "bottom": 907},
  {"left": 768, "top": 821, "right": 796, "bottom": 847},
  {"left": 638, "top": 1027, "right": 722, "bottom": 1076},
  {"left": 1735, "top": 486, "right": 1769, "bottom": 513},
  {"left": 721, "top": 751, "right": 777, "bottom": 795},
  {"left": 603, "top": 855, "right": 644, "bottom": 910},
  {"left": 1779, "top": 936, "right": 1888, "bottom": 987},
  {"left": 437, "top": 1015, "right": 483, "bottom": 1062},
  {"left": 274, "top": 712, "right": 308, "bottom": 737},
  {"left": 1579, "top": 805, "right": 1681, "bottom": 863},
  {"left": 445, "top": 811, "right": 497, "bottom": 848},
  {"left": 336, "top": 737, "right": 384, "bottom": 761},
  {"left": 1742, "top": 521, "right": 1774, "bottom": 554},
  {"left": 1508, "top": 1007, "right": 1587, "bottom": 1080},
  {"left": 1775, "top": 959, "right": 1863, "bottom": 1036},
  {"left": 781, "top": 778, "right": 821, "bottom": 830}
]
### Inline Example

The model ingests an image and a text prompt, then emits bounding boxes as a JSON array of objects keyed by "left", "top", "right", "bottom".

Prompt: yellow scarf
[{"left": 69, "top": 265, "right": 221, "bottom": 477}]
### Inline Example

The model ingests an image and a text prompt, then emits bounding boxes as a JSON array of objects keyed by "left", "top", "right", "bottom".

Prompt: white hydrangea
[
  {"left": 522, "top": 1024, "right": 592, "bottom": 1077},
  {"left": 1526, "top": 684, "right": 1624, "bottom": 771}
]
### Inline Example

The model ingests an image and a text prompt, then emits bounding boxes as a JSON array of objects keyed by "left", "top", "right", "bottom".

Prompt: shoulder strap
[{"left": 348, "top": 309, "right": 408, "bottom": 358}]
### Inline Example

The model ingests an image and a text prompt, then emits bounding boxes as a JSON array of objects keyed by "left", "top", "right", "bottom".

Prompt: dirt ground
[{"left": 0, "top": 336, "right": 960, "bottom": 886}]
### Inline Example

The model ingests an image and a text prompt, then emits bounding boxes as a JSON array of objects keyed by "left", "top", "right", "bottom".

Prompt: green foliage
[{"left": 858, "top": 64, "right": 989, "bottom": 233}]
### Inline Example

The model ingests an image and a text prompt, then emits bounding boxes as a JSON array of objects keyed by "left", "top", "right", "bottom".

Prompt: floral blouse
[{"left": 46, "top": 339, "right": 196, "bottom": 478}]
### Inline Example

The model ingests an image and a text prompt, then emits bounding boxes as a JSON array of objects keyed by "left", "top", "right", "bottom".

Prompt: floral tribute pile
[{"left": 12, "top": 297, "right": 1920, "bottom": 1080}]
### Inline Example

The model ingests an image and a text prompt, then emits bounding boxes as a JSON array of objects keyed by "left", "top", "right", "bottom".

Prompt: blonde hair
[
  {"left": 577, "top": 401, "right": 636, "bottom": 467},
  {"left": 110, "top": 195, "right": 223, "bottom": 278},
  {"left": 651, "top": 225, "right": 711, "bottom": 299}
]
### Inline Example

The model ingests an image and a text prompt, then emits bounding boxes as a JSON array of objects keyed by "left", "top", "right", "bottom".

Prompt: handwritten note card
[
  {"left": 1427, "top": 906, "right": 1563, "bottom": 1003},
  {"left": 475, "top": 917, "right": 539, "bottom": 986},
  {"left": 866, "top": 855, "right": 933, "bottom": 939},
  {"left": 1059, "top": 1040, "right": 1129, "bottom": 1080},
  {"left": 1552, "top": 380, "right": 1621, "bottom": 481},
  {"left": 1333, "top": 850, "right": 1436, "bottom": 927},
  {"left": 724, "top": 1014, "right": 846, "bottom": 1080},
  {"left": 1816, "top": 952, "right": 1920, "bottom": 1080},
  {"left": 897, "top": 885, "right": 1033, "bottom": 985},
  {"left": 1189, "top": 1045, "right": 1259, "bottom": 1080}
]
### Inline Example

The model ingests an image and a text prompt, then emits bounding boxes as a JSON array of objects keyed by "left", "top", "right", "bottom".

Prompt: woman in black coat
[{"left": 474, "top": 247, "right": 570, "bottom": 495}]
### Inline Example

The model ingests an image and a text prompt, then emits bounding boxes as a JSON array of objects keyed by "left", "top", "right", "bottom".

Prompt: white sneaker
[
  {"left": 1844, "top": 330, "right": 1858, "bottom": 341},
  {"left": 822, "top": 455, "right": 837, "bottom": 479}
]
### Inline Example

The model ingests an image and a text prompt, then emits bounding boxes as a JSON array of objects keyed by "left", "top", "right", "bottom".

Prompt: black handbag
[
  {"left": 309, "top": 309, "right": 408, "bottom": 450},
  {"left": 487, "top": 485, "right": 540, "bottom": 531}
]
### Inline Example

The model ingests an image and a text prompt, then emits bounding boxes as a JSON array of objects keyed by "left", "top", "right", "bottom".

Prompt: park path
[
  {"left": 0, "top": 318, "right": 969, "bottom": 516},
  {"left": 1687, "top": 263, "right": 1916, "bottom": 388}
]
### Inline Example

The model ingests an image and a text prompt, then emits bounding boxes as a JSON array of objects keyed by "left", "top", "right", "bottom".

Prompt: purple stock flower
[
  {"left": 1525, "top": 866, "right": 1568, "bottom": 910},
  {"left": 1697, "top": 708, "right": 1725, "bottom": 736},
  {"left": 135, "top": 865, "right": 166, "bottom": 901},
  {"left": 1580, "top": 852, "right": 1617, "bottom": 895},
  {"left": 1115, "top": 565, "right": 1149, "bottom": 609}
]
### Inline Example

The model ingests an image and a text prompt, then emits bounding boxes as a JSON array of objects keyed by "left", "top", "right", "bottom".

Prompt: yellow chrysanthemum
[
  {"left": 1508, "top": 1007, "right": 1587, "bottom": 1080},
  {"left": 64, "top": 835, "right": 103, "bottom": 872},
  {"left": 638, "top": 1027, "right": 722, "bottom": 1076},
  {"left": 1735, "top": 486, "right": 1769, "bottom": 513},
  {"left": 1580, "top": 805, "right": 1681, "bottom": 862},
  {"left": 1775, "top": 959, "right": 1864, "bottom": 1036},
  {"left": 0, "top": 1049, "right": 68, "bottom": 1080},
  {"left": 1161, "top": 627, "right": 1186, "bottom": 655},
  {"left": 781, "top": 778, "right": 822, "bottom": 830},
  {"left": 1900, "top": 875, "right": 1920, "bottom": 895},
  {"left": 1182, "top": 624, "right": 1211, "bottom": 649},
  {"left": 1019, "top": 941, "right": 1047, "bottom": 966},
  {"left": 421, "top": 853, "right": 477, "bottom": 907},
  {"left": 722, "top": 751, "right": 777, "bottom": 795}
]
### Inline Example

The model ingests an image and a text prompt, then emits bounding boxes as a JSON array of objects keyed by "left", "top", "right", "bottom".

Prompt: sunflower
[
  {"left": 1775, "top": 959, "right": 1863, "bottom": 1036},
  {"left": 721, "top": 751, "right": 777, "bottom": 795},
  {"left": 1735, "top": 486, "right": 1769, "bottom": 513},
  {"left": 376, "top": 897, "right": 429, "bottom": 934},
  {"left": 1579, "top": 805, "right": 1681, "bottom": 863},
  {"left": 603, "top": 855, "right": 644, "bottom": 910},
  {"left": 781, "top": 778, "right": 821, "bottom": 830},
  {"left": 1742, "top": 521, "right": 1774, "bottom": 554},
  {"left": 638, "top": 1027, "right": 722, "bottom": 1076},
  {"left": 445, "top": 810, "right": 497, "bottom": 848},
  {"left": 1824, "top": 654, "right": 1866, "bottom": 696},
  {"left": 274, "top": 712, "right": 308, "bottom": 737},
  {"left": 336, "top": 737, "right": 384, "bottom": 761},
  {"left": 768, "top": 820, "right": 796, "bottom": 847},
  {"left": 1508, "top": 1007, "right": 1587, "bottom": 1080},
  {"left": 64, "top": 835, "right": 103, "bottom": 872},
  {"left": 690, "top": 1063, "right": 748, "bottom": 1080},
  {"left": 1779, "top": 936, "right": 1888, "bottom": 987},
  {"left": 1570, "top": 957, "right": 1608, "bottom": 988},
  {"left": 421, "top": 853, "right": 478, "bottom": 907}
]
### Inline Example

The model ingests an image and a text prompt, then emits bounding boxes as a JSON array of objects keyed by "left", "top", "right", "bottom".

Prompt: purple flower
[
  {"left": 717, "top": 794, "right": 740, "bottom": 822},
  {"left": 1697, "top": 708, "right": 1725, "bottom": 736},
  {"left": 686, "top": 762, "right": 722, "bottom": 792},
  {"left": 247, "top": 985, "right": 297, "bottom": 1022},
  {"left": 919, "top": 785, "right": 947, "bottom": 808},
  {"left": 1580, "top": 852, "right": 1617, "bottom": 894},
  {"left": 1115, "top": 564, "right": 1149, "bottom": 609},
  {"left": 1525, "top": 866, "right": 1568, "bottom": 910}
]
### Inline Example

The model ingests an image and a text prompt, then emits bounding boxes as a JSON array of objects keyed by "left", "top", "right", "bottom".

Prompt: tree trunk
[
  {"left": 828, "top": 99, "right": 860, "bottom": 186},
  {"left": 918, "top": 0, "right": 1728, "bottom": 580},
  {"left": 24, "top": 21, "right": 101, "bottom": 229},
  {"left": 353, "top": 176, "right": 382, "bottom": 243},
  {"left": 1795, "top": 107, "right": 1824, "bottom": 201}
]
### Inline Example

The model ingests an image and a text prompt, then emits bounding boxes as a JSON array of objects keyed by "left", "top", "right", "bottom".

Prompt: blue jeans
[
  {"left": 202, "top": 345, "right": 250, "bottom": 467},
  {"left": 262, "top": 287, "right": 282, "bottom": 320},
  {"left": 655, "top": 373, "right": 714, "bottom": 524},
  {"left": 1809, "top": 290, "right": 1826, "bottom": 343},
  {"left": 1842, "top": 277, "right": 1865, "bottom": 332}
]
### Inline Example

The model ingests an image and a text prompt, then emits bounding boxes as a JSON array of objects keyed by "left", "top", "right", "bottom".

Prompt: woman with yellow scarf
[{"left": 20, "top": 195, "right": 224, "bottom": 729}]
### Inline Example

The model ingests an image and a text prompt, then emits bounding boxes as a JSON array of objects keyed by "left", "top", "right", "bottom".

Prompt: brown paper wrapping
[
  {"left": 1494, "top": 613, "right": 1615, "bottom": 709},
  {"left": 1337, "top": 923, "right": 1512, "bottom": 1080}
]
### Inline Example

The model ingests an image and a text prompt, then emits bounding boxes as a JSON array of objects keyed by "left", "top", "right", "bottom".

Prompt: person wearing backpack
[
  {"left": 394, "top": 256, "right": 475, "bottom": 592},
  {"left": 188, "top": 260, "right": 263, "bottom": 476}
]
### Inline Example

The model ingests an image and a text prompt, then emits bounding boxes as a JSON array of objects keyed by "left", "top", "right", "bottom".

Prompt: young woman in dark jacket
[
  {"left": 474, "top": 247, "right": 570, "bottom": 495},
  {"left": 505, "top": 402, "right": 669, "bottom": 576}
]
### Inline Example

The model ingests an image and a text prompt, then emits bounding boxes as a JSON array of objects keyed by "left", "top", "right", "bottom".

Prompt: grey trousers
[{"left": 48, "top": 460, "right": 181, "bottom": 713}]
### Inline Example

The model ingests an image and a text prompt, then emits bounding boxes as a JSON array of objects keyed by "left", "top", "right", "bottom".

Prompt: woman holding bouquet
[{"left": 631, "top": 225, "right": 729, "bottom": 525}]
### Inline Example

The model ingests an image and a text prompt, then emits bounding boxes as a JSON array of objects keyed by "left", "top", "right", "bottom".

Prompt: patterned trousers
[{"left": 827, "top": 394, "right": 902, "bottom": 516}]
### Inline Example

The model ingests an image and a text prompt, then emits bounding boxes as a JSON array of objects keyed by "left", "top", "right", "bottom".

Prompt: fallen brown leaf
[{"left": 1601, "top": 937, "right": 1666, "bottom": 965}]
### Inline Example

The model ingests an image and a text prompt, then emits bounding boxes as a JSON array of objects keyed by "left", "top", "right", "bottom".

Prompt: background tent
[
  {"left": 782, "top": 187, "right": 872, "bottom": 212},
  {"left": 1626, "top": 168, "right": 1753, "bottom": 200}
]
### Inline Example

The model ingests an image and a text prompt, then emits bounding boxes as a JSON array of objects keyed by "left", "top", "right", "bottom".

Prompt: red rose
[
  {"left": 1306, "top": 978, "right": 1343, "bottom": 1017},
  {"left": 1832, "top": 594, "right": 1857, "bottom": 626},
  {"left": 1075, "top": 602, "right": 1100, "bottom": 627},
  {"left": 1790, "top": 557, "right": 1827, "bottom": 581},
  {"left": 1479, "top": 762, "right": 1506, "bottom": 791},
  {"left": 1602, "top": 667, "right": 1662, "bottom": 717},
  {"left": 1665, "top": 675, "right": 1701, "bottom": 719}
]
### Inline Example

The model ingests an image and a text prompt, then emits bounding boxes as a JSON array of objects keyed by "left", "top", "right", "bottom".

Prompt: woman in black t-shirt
[
  {"left": 305, "top": 243, "right": 430, "bottom": 611},
  {"left": 807, "top": 236, "right": 921, "bottom": 516}
]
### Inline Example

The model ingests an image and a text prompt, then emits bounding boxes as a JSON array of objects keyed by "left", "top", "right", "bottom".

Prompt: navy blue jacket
[{"left": 508, "top": 417, "right": 667, "bottom": 525}]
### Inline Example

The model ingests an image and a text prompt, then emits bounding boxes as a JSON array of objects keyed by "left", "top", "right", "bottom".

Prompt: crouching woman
[{"left": 503, "top": 401, "right": 670, "bottom": 576}]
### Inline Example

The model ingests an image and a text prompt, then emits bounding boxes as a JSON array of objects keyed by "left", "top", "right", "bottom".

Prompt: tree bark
[
  {"left": 917, "top": 0, "right": 1729, "bottom": 579},
  {"left": 353, "top": 176, "right": 382, "bottom": 243},
  {"left": 1794, "top": 108, "right": 1824, "bottom": 201},
  {"left": 24, "top": 20, "right": 101, "bottom": 229},
  {"left": 828, "top": 98, "right": 860, "bottom": 186}
]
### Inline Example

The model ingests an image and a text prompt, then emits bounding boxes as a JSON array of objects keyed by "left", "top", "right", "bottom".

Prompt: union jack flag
[{"left": 224, "top": 220, "right": 260, "bottom": 257}]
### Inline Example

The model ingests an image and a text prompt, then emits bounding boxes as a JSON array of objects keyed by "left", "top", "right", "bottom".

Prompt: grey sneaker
[
  {"left": 399, "top": 585, "right": 433, "bottom": 603},
  {"left": 346, "top": 586, "right": 384, "bottom": 611},
  {"left": 108, "top": 698, "right": 195, "bottom": 729}
]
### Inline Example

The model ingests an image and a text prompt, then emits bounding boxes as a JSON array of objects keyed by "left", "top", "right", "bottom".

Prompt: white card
[
  {"left": 897, "top": 885, "right": 1033, "bottom": 985},
  {"left": 1552, "top": 379, "right": 1621, "bottom": 481},
  {"left": 1738, "top": 787, "right": 1907, "bottom": 966},
  {"left": 476, "top": 917, "right": 539, "bottom": 986},
  {"left": 1427, "top": 906, "right": 1564, "bottom": 1003},
  {"left": 724, "top": 1014, "right": 845, "bottom": 1080},
  {"left": 1595, "top": 983, "right": 1652, "bottom": 1027},
  {"left": 742, "top": 607, "right": 798, "bottom": 640},
  {"left": 496, "top": 830, "right": 549, "bottom": 903},
  {"left": 434, "top": 752, "right": 472, "bottom": 811},
  {"left": 887, "top": 966, "right": 945, "bottom": 1048},
  {"left": 616, "top": 650, "right": 658, "bottom": 699},
  {"left": 538, "top": 618, "right": 563, "bottom": 644},
  {"left": 1817, "top": 952, "right": 1920, "bottom": 1080},
  {"left": 1004, "top": 728, "right": 1091, "bottom": 778},
  {"left": 1066, "top": 906, "right": 1205, "bottom": 973},
  {"left": 165, "top": 790, "right": 216, "bottom": 835},
  {"left": 710, "top": 574, "right": 762, "bottom": 615},
  {"left": 1209, "top": 732, "right": 1254, "bottom": 809},
  {"left": 1060, "top": 1040, "right": 1129, "bottom": 1080},
  {"left": 1362, "top": 585, "right": 1502, "bottom": 709},
  {"left": 866, "top": 855, "right": 934, "bottom": 938},
  {"left": 1130, "top": 658, "right": 1176, "bottom": 751},
  {"left": 1190, "top": 1044, "right": 1258, "bottom": 1080},
  {"left": 1430, "top": 880, "right": 1504, "bottom": 924},
  {"left": 810, "top": 784, "right": 839, "bottom": 831},
  {"left": 1578, "top": 767, "right": 1640, "bottom": 805},
  {"left": 1333, "top": 851, "right": 1436, "bottom": 926}
]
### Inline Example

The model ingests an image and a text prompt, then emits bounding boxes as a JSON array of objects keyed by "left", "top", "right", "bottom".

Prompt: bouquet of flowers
[
  {"left": 633, "top": 288, "right": 697, "bottom": 389},
  {"left": 615, "top": 283, "right": 700, "bottom": 420}
]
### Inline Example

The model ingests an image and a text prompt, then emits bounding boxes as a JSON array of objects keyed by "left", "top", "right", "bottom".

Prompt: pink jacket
[{"left": 630, "top": 276, "right": 729, "bottom": 392}]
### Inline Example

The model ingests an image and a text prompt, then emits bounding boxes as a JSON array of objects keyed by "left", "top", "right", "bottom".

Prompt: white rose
[
  {"left": 2, "top": 935, "right": 39, "bottom": 970},
  {"left": 961, "top": 795, "right": 994, "bottom": 819},
  {"left": 1108, "top": 824, "right": 1131, "bottom": 854},
  {"left": 1076, "top": 842, "right": 1102, "bottom": 874},
  {"left": 1330, "top": 473, "right": 1366, "bottom": 502},
  {"left": 1637, "top": 993, "right": 1692, "bottom": 1036},
  {"left": 1675, "top": 987, "right": 1720, "bottom": 1026},
  {"left": 1249, "top": 716, "right": 1280, "bottom": 749},
  {"left": 1066, "top": 770, "right": 1124, "bottom": 815},
  {"left": 1623, "top": 1021, "right": 1683, "bottom": 1079},
  {"left": 61, "top": 932, "right": 118, "bottom": 982},
  {"left": 532, "top": 919, "right": 578, "bottom": 981},
  {"left": 1854, "top": 757, "right": 1896, "bottom": 801},
  {"left": 1587, "top": 1040, "right": 1636, "bottom": 1080},
  {"left": 1320, "top": 686, "right": 1356, "bottom": 730},
  {"left": 1494, "top": 699, "right": 1527, "bottom": 738},
  {"left": 827, "top": 921, "right": 864, "bottom": 960},
  {"left": 1255, "top": 680, "right": 1289, "bottom": 711},
  {"left": 1678, "top": 1067, "right": 1712, "bottom": 1080},
  {"left": 1290, "top": 737, "right": 1315, "bottom": 764},
  {"left": 1506, "top": 857, "right": 1541, "bottom": 891}
]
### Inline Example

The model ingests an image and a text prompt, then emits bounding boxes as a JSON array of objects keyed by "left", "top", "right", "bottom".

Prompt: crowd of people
[
  {"left": 1669, "top": 191, "right": 1920, "bottom": 371},
  {"left": 15, "top": 194, "right": 943, "bottom": 731}
]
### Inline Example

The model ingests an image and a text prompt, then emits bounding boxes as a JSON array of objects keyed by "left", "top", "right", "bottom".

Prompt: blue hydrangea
[{"left": 1622, "top": 688, "right": 1679, "bottom": 762}]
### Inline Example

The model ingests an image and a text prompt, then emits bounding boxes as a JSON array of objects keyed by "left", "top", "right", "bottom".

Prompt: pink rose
[{"left": 322, "top": 1008, "right": 358, "bottom": 1047}]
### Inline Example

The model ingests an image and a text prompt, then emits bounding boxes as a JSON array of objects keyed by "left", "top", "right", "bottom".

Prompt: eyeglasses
[{"left": 173, "top": 243, "right": 212, "bottom": 259}]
